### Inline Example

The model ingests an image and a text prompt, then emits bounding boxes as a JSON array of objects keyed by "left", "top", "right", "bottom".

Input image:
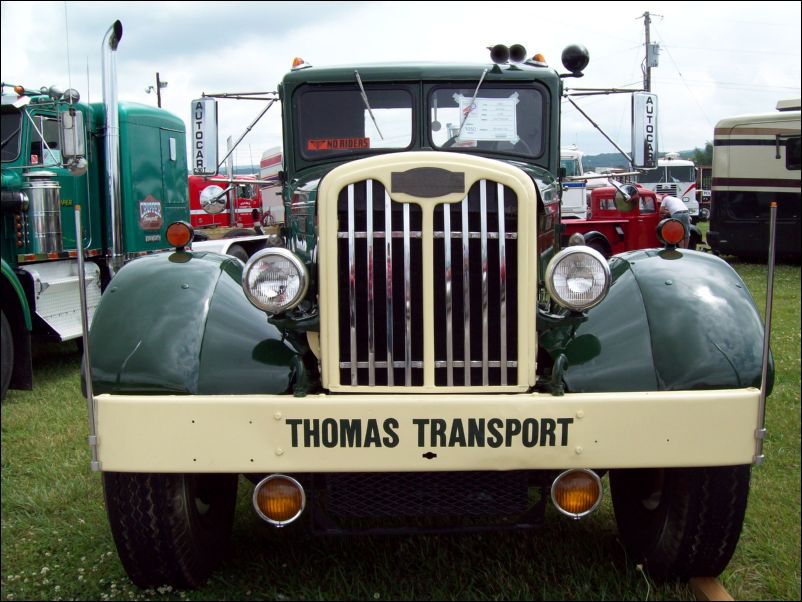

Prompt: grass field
[{"left": 2, "top": 259, "right": 800, "bottom": 601}]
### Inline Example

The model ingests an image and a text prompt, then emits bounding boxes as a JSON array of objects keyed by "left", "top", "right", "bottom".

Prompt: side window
[
  {"left": 30, "top": 115, "right": 61, "bottom": 166},
  {"left": 786, "top": 136, "right": 801, "bottom": 170}
]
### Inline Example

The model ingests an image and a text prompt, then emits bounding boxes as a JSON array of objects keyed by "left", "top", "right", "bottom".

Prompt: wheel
[
  {"left": 227, "top": 244, "right": 249, "bottom": 263},
  {"left": 688, "top": 230, "right": 702, "bottom": 251},
  {"left": 586, "top": 237, "right": 611, "bottom": 259},
  {"left": 610, "top": 465, "right": 751, "bottom": 580},
  {"left": 222, "top": 228, "right": 255, "bottom": 239},
  {"left": 1, "top": 310, "right": 13, "bottom": 401},
  {"left": 103, "top": 472, "right": 238, "bottom": 588}
]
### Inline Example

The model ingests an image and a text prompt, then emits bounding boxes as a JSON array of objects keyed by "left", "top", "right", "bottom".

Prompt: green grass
[{"left": 2, "top": 261, "right": 800, "bottom": 601}]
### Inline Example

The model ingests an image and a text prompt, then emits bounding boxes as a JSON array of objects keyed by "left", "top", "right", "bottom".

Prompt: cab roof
[{"left": 281, "top": 61, "right": 559, "bottom": 86}]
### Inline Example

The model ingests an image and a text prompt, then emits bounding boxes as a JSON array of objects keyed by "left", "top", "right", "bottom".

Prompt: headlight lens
[
  {"left": 243, "top": 248, "right": 309, "bottom": 314},
  {"left": 545, "top": 246, "right": 610, "bottom": 311}
]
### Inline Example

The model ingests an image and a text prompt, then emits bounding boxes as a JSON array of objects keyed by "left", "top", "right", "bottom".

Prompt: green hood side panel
[
  {"left": 90, "top": 252, "right": 301, "bottom": 395},
  {"left": 196, "top": 260, "right": 300, "bottom": 395},
  {"left": 562, "top": 249, "right": 770, "bottom": 393},
  {"left": 558, "top": 260, "right": 659, "bottom": 393}
]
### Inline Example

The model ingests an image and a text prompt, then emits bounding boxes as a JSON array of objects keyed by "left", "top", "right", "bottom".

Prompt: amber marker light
[
  {"left": 551, "top": 469, "right": 602, "bottom": 519},
  {"left": 656, "top": 218, "right": 685, "bottom": 247},
  {"left": 253, "top": 475, "right": 305, "bottom": 527},
  {"left": 166, "top": 221, "right": 193, "bottom": 250},
  {"left": 533, "top": 53, "right": 546, "bottom": 62}
]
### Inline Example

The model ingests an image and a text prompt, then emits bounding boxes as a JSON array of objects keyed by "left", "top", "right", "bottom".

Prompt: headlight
[
  {"left": 243, "top": 248, "right": 309, "bottom": 314},
  {"left": 545, "top": 246, "right": 610, "bottom": 311}
]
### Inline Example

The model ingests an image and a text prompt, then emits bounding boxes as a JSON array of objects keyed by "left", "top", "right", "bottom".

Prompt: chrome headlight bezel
[
  {"left": 545, "top": 246, "right": 611, "bottom": 311},
  {"left": 242, "top": 248, "right": 309, "bottom": 314}
]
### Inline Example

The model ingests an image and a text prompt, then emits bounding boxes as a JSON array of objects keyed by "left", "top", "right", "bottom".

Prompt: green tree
[{"left": 693, "top": 142, "right": 713, "bottom": 166}]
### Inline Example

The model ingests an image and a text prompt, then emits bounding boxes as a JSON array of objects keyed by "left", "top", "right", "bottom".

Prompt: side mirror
[
  {"left": 631, "top": 92, "right": 658, "bottom": 168},
  {"left": 191, "top": 98, "right": 219, "bottom": 175},
  {"left": 59, "top": 108, "right": 87, "bottom": 176},
  {"left": 611, "top": 182, "right": 639, "bottom": 212}
]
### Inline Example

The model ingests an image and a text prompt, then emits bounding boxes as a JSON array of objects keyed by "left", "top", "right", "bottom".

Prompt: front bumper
[{"left": 94, "top": 388, "right": 760, "bottom": 473}]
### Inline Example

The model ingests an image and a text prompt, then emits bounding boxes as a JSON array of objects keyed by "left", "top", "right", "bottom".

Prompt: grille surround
[{"left": 318, "top": 152, "right": 538, "bottom": 392}]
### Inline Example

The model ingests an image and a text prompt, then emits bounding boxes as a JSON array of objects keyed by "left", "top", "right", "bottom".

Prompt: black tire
[
  {"left": 610, "top": 465, "right": 751, "bottom": 581},
  {"left": 227, "top": 244, "right": 249, "bottom": 263},
  {"left": 688, "top": 230, "right": 702, "bottom": 251},
  {"left": 103, "top": 472, "right": 238, "bottom": 588},
  {"left": 586, "top": 237, "right": 611, "bottom": 259},
  {"left": 222, "top": 228, "right": 255, "bottom": 239},
  {"left": 1, "top": 310, "right": 13, "bottom": 401}
]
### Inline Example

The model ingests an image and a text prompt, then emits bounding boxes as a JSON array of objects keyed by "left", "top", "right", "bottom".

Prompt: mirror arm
[{"left": 564, "top": 96, "right": 634, "bottom": 167}]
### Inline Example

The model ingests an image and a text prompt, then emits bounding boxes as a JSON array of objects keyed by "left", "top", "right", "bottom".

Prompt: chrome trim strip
[
  {"left": 340, "top": 360, "right": 519, "bottom": 369},
  {"left": 444, "top": 204, "right": 454, "bottom": 386},
  {"left": 498, "top": 183, "right": 507, "bottom": 386},
  {"left": 347, "top": 184, "right": 357, "bottom": 386},
  {"left": 403, "top": 203, "right": 412, "bottom": 386},
  {"left": 366, "top": 181, "right": 375, "bottom": 386},
  {"left": 385, "top": 190, "right": 394, "bottom": 386},
  {"left": 480, "top": 180, "right": 489, "bottom": 386},
  {"left": 337, "top": 232, "right": 515, "bottom": 239},
  {"left": 461, "top": 196, "right": 471, "bottom": 386},
  {"left": 341, "top": 361, "right": 425, "bottom": 369}
]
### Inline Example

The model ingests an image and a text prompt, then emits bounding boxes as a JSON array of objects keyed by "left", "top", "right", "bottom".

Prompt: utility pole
[
  {"left": 145, "top": 72, "right": 168, "bottom": 107},
  {"left": 156, "top": 72, "right": 164, "bottom": 108},
  {"left": 640, "top": 11, "right": 660, "bottom": 92}
]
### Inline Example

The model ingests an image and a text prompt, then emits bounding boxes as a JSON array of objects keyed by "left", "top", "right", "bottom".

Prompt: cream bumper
[{"left": 94, "top": 388, "right": 760, "bottom": 473}]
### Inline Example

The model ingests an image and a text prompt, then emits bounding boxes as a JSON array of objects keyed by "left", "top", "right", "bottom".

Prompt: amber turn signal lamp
[
  {"left": 551, "top": 469, "right": 602, "bottom": 519},
  {"left": 657, "top": 218, "right": 685, "bottom": 247},
  {"left": 166, "top": 221, "right": 193, "bottom": 249},
  {"left": 253, "top": 475, "right": 305, "bottom": 527}
]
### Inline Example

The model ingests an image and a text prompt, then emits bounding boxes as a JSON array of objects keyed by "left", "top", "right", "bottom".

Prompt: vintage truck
[
  {"left": 85, "top": 45, "right": 772, "bottom": 588},
  {"left": 1, "top": 21, "right": 188, "bottom": 400},
  {"left": 561, "top": 184, "right": 704, "bottom": 257}
]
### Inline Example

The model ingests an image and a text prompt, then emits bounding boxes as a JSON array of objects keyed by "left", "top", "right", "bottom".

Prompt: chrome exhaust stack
[{"left": 101, "top": 20, "right": 124, "bottom": 270}]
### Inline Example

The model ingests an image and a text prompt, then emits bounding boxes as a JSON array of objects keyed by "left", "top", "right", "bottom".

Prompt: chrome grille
[
  {"left": 656, "top": 183, "right": 679, "bottom": 196},
  {"left": 336, "top": 178, "right": 518, "bottom": 388},
  {"left": 337, "top": 181, "right": 424, "bottom": 386}
]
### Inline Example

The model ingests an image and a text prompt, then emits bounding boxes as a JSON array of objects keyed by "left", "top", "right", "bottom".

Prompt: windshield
[
  {"left": 429, "top": 84, "right": 545, "bottom": 158},
  {"left": 666, "top": 166, "right": 695, "bottom": 182},
  {"left": 560, "top": 158, "right": 580, "bottom": 177},
  {"left": 639, "top": 165, "right": 695, "bottom": 183},
  {"left": 1, "top": 106, "right": 22, "bottom": 162},
  {"left": 296, "top": 85, "right": 414, "bottom": 160}
]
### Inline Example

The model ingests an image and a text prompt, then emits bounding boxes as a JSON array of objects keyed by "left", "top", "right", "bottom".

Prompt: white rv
[
  {"left": 259, "top": 146, "right": 284, "bottom": 224},
  {"left": 707, "top": 99, "right": 800, "bottom": 260},
  {"left": 638, "top": 152, "right": 700, "bottom": 220}
]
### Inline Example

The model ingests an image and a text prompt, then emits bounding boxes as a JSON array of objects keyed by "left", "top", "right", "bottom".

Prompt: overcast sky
[{"left": 2, "top": 1, "right": 800, "bottom": 168}]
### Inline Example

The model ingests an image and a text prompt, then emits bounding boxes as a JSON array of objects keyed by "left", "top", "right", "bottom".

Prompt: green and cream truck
[{"left": 85, "top": 44, "right": 772, "bottom": 588}]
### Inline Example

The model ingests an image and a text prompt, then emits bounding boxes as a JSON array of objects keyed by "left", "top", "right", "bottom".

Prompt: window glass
[
  {"left": 297, "top": 87, "right": 413, "bottom": 160},
  {"left": 786, "top": 136, "right": 801, "bottom": 170},
  {"left": 1, "top": 107, "right": 22, "bottom": 162},
  {"left": 561, "top": 158, "right": 580, "bottom": 177},
  {"left": 429, "top": 85, "right": 545, "bottom": 158},
  {"left": 666, "top": 166, "right": 695, "bottom": 182}
]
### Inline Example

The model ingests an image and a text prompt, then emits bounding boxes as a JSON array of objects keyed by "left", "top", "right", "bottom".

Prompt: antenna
[{"left": 64, "top": 1, "right": 73, "bottom": 101}]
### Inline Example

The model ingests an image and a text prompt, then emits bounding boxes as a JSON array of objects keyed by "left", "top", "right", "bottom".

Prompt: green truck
[
  {"left": 86, "top": 44, "right": 772, "bottom": 588},
  {"left": 1, "top": 21, "right": 188, "bottom": 399}
]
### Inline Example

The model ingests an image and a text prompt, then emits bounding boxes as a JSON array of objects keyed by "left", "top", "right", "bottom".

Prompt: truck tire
[
  {"left": 610, "top": 465, "right": 750, "bottom": 580},
  {"left": 103, "top": 472, "right": 238, "bottom": 588},
  {"left": 1, "top": 310, "right": 12, "bottom": 401},
  {"left": 222, "top": 228, "right": 255, "bottom": 239},
  {"left": 586, "top": 237, "right": 611, "bottom": 259},
  {"left": 227, "top": 244, "right": 249, "bottom": 263}
]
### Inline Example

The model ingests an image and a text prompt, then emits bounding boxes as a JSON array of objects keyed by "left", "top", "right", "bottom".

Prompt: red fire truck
[{"left": 188, "top": 174, "right": 262, "bottom": 229}]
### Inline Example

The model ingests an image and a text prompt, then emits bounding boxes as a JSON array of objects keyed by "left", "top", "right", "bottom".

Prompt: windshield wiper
[
  {"left": 456, "top": 68, "right": 489, "bottom": 139},
  {"left": 355, "top": 70, "right": 384, "bottom": 140}
]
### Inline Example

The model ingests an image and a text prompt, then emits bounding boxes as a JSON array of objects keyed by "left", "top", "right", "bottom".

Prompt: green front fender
[
  {"left": 90, "top": 251, "right": 305, "bottom": 395},
  {"left": 546, "top": 249, "right": 772, "bottom": 393}
]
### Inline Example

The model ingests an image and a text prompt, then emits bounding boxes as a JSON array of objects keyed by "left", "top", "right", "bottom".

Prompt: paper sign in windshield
[
  {"left": 455, "top": 93, "right": 519, "bottom": 143},
  {"left": 307, "top": 138, "right": 370, "bottom": 151}
]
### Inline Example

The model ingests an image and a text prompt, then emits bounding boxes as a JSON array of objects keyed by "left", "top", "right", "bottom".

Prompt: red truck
[
  {"left": 188, "top": 174, "right": 262, "bottom": 229},
  {"left": 562, "top": 184, "right": 702, "bottom": 257}
]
